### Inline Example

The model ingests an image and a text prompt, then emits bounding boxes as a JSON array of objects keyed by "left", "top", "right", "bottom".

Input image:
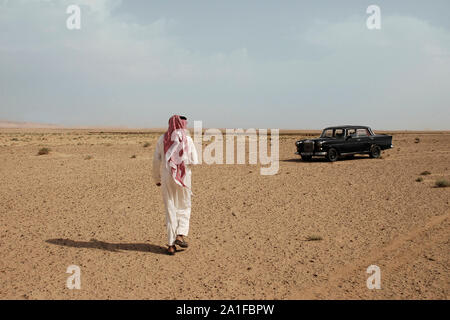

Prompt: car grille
[{"left": 303, "top": 141, "right": 314, "bottom": 152}]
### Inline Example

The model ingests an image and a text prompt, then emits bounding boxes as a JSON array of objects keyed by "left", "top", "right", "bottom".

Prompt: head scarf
[{"left": 163, "top": 115, "right": 189, "bottom": 187}]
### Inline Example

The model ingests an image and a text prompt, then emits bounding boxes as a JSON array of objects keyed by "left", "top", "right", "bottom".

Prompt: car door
[
  {"left": 343, "top": 128, "right": 359, "bottom": 153},
  {"left": 333, "top": 128, "right": 348, "bottom": 153},
  {"left": 354, "top": 128, "right": 371, "bottom": 152}
]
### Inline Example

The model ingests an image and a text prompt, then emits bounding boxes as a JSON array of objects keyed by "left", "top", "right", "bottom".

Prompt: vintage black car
[{"left": 295, "top": 125, "right": 393, "bottom": 162}]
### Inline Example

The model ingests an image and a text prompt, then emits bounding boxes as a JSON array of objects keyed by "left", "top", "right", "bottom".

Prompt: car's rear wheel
[
  {"left": 326, "top": 148, "right": 338, "bottom": 162},
  {"left": 301, "top": 155, "right": 312, "bottom": 162},
  {"left": 370, "top": 145, "right": 381, "bottom": 158}
]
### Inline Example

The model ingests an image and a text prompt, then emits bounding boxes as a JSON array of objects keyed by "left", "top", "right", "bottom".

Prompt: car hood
[{"left": 296, "top": 137, "right": 332, "bottom": 143}]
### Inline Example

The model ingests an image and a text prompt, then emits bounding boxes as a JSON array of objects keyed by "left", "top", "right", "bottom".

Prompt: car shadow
[
  {"left": 282, "top": 155, "right": 369, "bottom": 163},
  {"left": 46, "top": 238, "right": 171, "bottom": 254},
  {"left": 282, "top": 158, "right": 322, "bottom": 163}
]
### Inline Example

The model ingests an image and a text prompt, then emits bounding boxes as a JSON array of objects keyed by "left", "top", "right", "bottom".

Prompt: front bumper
[{"left": 295, "top": 151, "right": 327, "bottom": 156}]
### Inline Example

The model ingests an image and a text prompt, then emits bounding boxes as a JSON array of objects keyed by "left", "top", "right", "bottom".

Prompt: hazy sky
[{"left": 1, "top": 0, "right": 449, "bottom": 129}]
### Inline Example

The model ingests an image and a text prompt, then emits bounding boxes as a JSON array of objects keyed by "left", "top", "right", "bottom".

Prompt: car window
[
  {"left": 322, "top": 129, "right": 333, "bottom": 137},
  {"left": 347, "top": 129, "right": 356, "bottom": 137},
  {"left": 356, "top": 128, "right": 369, "bottom": 137},
  {"left": 335, "top": 129, "right": 345, "bottom": 138}
]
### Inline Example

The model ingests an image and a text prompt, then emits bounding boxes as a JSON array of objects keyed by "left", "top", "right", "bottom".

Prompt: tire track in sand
[{"left": 290, "top": 211, "right": 450, "bottom": 299}]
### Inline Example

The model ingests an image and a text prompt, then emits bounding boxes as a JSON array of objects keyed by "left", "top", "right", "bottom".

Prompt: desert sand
[{"left": 0, "top": 128, "right": 448, "bottom": 299}]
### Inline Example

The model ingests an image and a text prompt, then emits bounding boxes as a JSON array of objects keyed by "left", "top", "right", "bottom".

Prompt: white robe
[{"left": 152, "top": 133, "right": 199, "bottom": 246}]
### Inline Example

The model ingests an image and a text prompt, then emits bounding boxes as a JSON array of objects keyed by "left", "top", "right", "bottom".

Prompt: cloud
[{"left": 0, "top": 1, "right": 449, "bottom": 129}]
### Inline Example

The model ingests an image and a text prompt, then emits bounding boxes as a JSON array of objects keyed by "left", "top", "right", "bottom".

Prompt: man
[{"left": 152, "top": 115, "right": 199, "bottom": 255}]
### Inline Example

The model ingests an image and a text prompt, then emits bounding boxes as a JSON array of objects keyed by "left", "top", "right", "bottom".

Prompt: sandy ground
[{"left": 0, "top": 128, "right": 448, "bottom": 299}]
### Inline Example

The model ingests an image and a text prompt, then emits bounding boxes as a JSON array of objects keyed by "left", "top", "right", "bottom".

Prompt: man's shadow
[{"left": 46, "top": 238, "right": 170, "bottom": 254}]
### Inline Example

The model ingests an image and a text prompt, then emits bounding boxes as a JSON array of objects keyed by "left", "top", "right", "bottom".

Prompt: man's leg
[
  {"left": 175, "top": 185, "right": 191, "bottom": 246},
  {"left": 162, "top": 180, "right": 178, "bottom": 247},
  {"left": 176, "top": 207, "right": 191, "bottom": 238}
]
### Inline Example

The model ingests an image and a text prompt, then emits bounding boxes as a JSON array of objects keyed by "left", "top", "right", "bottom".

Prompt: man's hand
[{"left": 156, "top": 183, "right": 161, "bottom": 187}]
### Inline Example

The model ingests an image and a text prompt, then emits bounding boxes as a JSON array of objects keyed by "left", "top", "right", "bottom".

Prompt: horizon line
[{"left": 0, "top": 119, "right": 449, "bottom": 132}]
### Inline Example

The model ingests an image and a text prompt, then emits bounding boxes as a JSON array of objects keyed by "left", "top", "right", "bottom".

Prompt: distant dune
[
  {"left": 0, "top": 120, "right": 62, "bottom": 129},
  {"left": 0, "top": 120, "right": 448, "bottom": 133}
]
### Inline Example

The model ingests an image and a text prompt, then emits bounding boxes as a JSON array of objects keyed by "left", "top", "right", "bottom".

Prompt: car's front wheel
[
  {"left": 370, "top": 145, "right": 381, "bottom": 158},
  {"left": 326, "top": 148, "right": 338, "bottom": 162}
]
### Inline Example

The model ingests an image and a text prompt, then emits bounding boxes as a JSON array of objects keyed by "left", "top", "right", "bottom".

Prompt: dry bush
[
  {"left": 306, "top": 235, "right": 323, "bottom": 241},
  {"left": 435, "top": 179, "right": 450, "bottom": 188},
  {"left": 37, "top": 147, "right": 50, "bottom": 155},
  {"left": 143, "top": 142, "right": 151, "bottom": 148},
  {"left": 420, "top": 171, "right": 431, "bottom": 176}
]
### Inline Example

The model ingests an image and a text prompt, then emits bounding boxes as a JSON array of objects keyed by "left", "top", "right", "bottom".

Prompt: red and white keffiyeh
[{"left": 163, "top": 115, "right": 189, "bottom": 187}]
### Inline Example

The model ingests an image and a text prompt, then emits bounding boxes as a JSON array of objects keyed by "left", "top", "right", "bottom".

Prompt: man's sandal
[
  {"left": 175, "top": 238, "right": 188, "bottom": 248},
  {"left": 167, "top": 245, "right": 176, "bottom": 255}
]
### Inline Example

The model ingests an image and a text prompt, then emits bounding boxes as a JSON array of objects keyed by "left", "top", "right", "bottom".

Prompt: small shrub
[
  {"left": 420, "top": 171, "right": 431, "bottom": 176},
  {"left": 435, "top": 179, "right": 450, "bottom": 188},
  {"left": 11, "top": 138, "right": 19, "bottom": 141},
  {"left": 84, "top": 155, "right": 93, "bottom": 160},
  {"left": 415, "top": 177, "right": 423, "bottom": 182},
  {"left": 37, "top": 147, "right": 50, "bottom": 155},
  {"left": 143, "top": 142, "right": 151, "bottom": 148},
  {"left": 306, "top": 235, "right": 323, "bottom": 241},
  {"left": 130, "top": 155, "right": 137, "bottom": 159}
]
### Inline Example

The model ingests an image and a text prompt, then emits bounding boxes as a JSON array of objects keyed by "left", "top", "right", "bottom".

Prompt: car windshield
[{"left": 321, "top": 129, "right": 333, "bottom": 138}]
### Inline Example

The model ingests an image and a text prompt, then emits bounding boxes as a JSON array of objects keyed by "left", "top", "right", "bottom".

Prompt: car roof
[{"left": 323, "top": 125, "right": 370, "bottom": 130}]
